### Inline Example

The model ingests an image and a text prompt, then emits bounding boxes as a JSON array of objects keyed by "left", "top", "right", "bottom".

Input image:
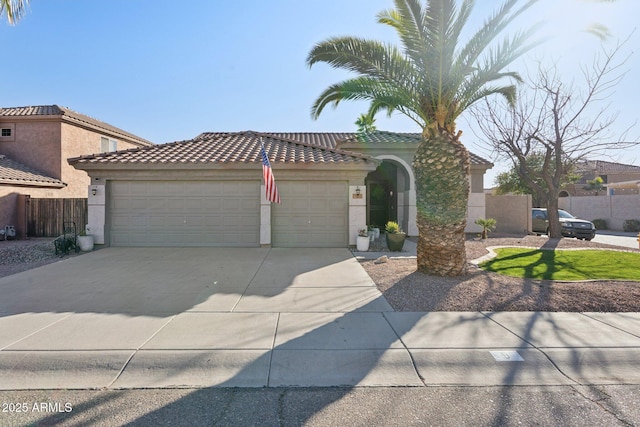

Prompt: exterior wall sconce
[
  {"left": 91, "top": 187, "right": 98, "bottom": 196},
  {"left": 353, "top": 186, "right": 363, "bottom": 199}
]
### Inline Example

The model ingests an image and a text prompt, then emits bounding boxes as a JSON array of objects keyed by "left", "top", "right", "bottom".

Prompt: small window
[
  {"left": 0, "top": 123, "right": 15, "bottom": 141},
  {"left": 100, "top": 136, "right": 118, "bottom": 153}
]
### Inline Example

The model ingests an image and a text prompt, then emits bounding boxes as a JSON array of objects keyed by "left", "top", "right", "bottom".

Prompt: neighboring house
[
  {"left": 69, "top": 131, "right": 492, "bottom": 247},
  {"left": 560, "top": 160, "right": 640, "bottom": 196},
  {"left": 0, "top": 105, "right": 153, "bottom": 234}
]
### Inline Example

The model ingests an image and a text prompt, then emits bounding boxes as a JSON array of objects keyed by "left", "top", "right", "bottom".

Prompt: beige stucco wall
[
  {"left": 0, "top": 120, "right": 62, "bottom": 179},
  {"left": 486, "top": 194, "right": 533, "bottom": 234},
  {"left": 1, "top": 116, "right": 151, "bottom": 238},
  {"left": 59, "top": 122, "right": 142, "bottom": 198},
  {"left": 559, "top": 194, "right": 640, "bottom": 230},
  {"left": 0, "top": 117, "right": 149, "bottom": 200}
]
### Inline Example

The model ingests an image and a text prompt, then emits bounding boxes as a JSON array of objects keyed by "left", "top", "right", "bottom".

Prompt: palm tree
[
  {"left": 355, "top": 113, "right": 377, "bottom": 134},
  {"left": 308, "top": 0, "right": 539, "bottom": 276},
  {"left": 1, "top": 0, "right": 29, "bottom": 24},
  {"left": 583, "top": 176, "right": 606, "bottom": 195}
]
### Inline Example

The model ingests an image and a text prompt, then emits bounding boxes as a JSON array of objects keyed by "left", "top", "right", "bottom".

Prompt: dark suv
[{"left": 532, "top": 208, "right": 596, "bottom": 240}]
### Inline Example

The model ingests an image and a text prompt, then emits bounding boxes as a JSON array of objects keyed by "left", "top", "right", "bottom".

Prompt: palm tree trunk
[{"left": 413, "top": 130, "right": 470, "bottom": 276}]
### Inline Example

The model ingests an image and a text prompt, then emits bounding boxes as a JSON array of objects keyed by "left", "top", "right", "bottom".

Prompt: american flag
[{"left": 260, "top": 140, "right": 281, "bottom": 204}]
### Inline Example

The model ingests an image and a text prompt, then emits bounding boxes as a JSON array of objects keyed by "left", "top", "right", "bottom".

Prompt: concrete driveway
[
  {"left": 0, "top": 247, "right": 387, "bottom": 316},
  {"left": 1, "top": 247, "right": 639, "bottom": 390}
]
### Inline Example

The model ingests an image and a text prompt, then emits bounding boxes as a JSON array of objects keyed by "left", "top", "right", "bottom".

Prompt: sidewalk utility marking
[{"left": 490, "top": 350, "right": 524, "bottom": 362}]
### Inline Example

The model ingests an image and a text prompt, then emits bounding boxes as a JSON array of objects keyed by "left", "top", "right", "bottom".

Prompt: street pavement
[
  {"left": 0, "top": 244, "right": 639, "bottom": 425},
  {"left": 592, "top": 230, "right": 640, "bottom": 249}
]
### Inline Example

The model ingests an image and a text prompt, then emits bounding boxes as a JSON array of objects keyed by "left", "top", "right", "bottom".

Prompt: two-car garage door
[
  {"left": 109, "top": 181, "right": 260, "bottom": 247},
  {"left": 108, "top": 180, "right": 348, "bottom": 247}
]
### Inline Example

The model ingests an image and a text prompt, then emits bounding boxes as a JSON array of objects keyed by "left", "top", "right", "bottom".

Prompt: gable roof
[
  {"left": 0, "top": 105, "right": 153, "bottom": 147},
  {"left": 68, "top": 131, "right": 376, "bottom": 166},
  {"left": 0, "top": 155, "right": 66, "bottom": 188}
]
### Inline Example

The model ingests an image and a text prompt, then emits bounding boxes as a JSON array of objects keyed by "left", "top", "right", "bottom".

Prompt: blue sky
[{"left": 2, "top": 0, "right": 638, "bottom": 185}]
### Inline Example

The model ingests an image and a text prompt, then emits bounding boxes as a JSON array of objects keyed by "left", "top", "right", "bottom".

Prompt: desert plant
[
  {"left": 474, "top": 218, "right": 497, "bottom": 239},
  {"left": 385, "top": 221, "right": 401, "bottom": 234},
  {"left": 358, "top": 227, "right": 369, "bottom": 237},
  {"left": 591, "top": 219, "right": 607, "bottom": 230},
  {"left": 623, "top": 219, "right": 640, "bottom": 232},
  {"left": 583, "top": 176, "right": 606, "bottom": 195}
]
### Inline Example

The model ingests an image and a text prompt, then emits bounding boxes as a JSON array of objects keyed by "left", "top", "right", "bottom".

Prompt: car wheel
[{"left": 586, "top": 238, "right": 592, "bottom": 241}]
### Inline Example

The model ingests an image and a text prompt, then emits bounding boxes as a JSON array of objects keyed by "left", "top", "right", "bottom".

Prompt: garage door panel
[
  {"left": 272, "top": 181, "right": 347, "bottom": 248},
  {"left": 109, "top": 181, "right": 259, "bottom": 247}
]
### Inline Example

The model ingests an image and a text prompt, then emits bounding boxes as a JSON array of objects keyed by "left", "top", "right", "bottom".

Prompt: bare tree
[{"left": 473, "top": 39, "right": 637, "bottom": 238}]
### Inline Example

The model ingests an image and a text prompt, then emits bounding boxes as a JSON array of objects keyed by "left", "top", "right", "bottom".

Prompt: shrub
[
  {"left": 623, "top": 219, "right": 640, "bottom": 232},
  {"left": 591, "top": 219, "right": 607, "bottom": 230},
  {"left": 474, "top": 218, "right": 497, "bottom": 239},
  {"left": 385, "top": 221, "right": 401, "bottom": 234}
]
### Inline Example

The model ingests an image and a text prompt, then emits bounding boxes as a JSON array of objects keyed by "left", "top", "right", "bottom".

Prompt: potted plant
[
  {"left": 369, "top": 225, "right": 380, "bottom": 240},
  {"left": 77, "top": 226, "right": 94, "bottom": 252},
  {"left": 385, "top": 221, "right": 406, "bottom": 252},
  {"left": 356, "top": 227, "right": 370, "bottom": 251}
]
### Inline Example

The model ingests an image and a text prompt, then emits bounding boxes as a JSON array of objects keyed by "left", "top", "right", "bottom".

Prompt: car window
[{"left": 558, "top": 210, "right": 575, "bottom": 219}]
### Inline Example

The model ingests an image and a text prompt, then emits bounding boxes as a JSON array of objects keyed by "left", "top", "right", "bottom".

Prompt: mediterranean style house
[
  {"left": 69, "top": 131, "right": 493, "bottom": 247},
  {"left": 0, "top": 105, "right": 153, "bottom": 235}
]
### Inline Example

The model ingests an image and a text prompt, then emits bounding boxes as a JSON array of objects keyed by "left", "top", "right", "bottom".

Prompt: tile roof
[
  {"left": 0, "top": 155, "right": 65, "bottom": 188},
  {"left": 69, "top": 131, "right": 376, "bottom": 166},
  {"left": 0, "top": 105, "right": 153, "bottom": 146},
  {"left": 196, "top": 132, "right": 353, "bottom": 150},
  {"left": 577, "top": 160, "right": 640, "bottom": 174},
  {"left": 198, "top": 131, "right": 493, "bottom": 166},
  {"left": 339, "top": 131, "right": 493, "bottom": 166}
]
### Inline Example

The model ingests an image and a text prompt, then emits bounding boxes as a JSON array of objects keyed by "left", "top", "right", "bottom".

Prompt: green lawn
[{"left": 479, "top": 248, "right": 640, "bottom": 281}]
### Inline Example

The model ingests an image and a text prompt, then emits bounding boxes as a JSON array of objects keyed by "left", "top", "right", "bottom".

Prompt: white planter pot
[
  {"left": 77, "top": 235, "right": 94, "bottom": 252},
  {"left": 372, "top": 228, "right": 380, "bottom": 239},
  {"left": 356, "top": 235, "right": 370, "bottom": 251}
]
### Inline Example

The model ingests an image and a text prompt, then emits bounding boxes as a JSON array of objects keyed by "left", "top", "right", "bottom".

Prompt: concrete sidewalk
[{"left": 0, "top": 247, "right": 639, "bottom": 390}]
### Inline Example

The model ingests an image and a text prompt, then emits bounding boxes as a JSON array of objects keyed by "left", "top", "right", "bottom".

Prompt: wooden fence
[{"left": 26, "top": 198, "right": 88, "bottom": 237}]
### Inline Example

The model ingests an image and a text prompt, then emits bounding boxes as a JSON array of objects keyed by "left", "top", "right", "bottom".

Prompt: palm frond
[
  {"left": 455, "top": 0, "right": 537, "bottom": 70},
  {"left": 1, "top": 0, "right": 29, "bottom": 24},
  {"left": 307, "top": 37, "right": 416, "bottom": 84}
]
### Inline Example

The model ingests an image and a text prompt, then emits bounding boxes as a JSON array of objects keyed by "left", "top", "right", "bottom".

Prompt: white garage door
[
  {"left": 109, "top": 181, "right": 260, "bottom": 247},
  {"left": 272, "top": 181, "right": 348, "bottom": 247}
]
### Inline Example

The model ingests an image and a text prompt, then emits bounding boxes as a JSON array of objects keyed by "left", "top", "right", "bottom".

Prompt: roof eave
[{"left": 0, "top": 179, "right": 66, "bottom": 188}]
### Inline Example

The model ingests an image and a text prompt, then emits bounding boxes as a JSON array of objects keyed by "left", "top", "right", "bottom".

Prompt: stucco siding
[{"left": 0, "top": 120, "right": 61, "bottom": 179}]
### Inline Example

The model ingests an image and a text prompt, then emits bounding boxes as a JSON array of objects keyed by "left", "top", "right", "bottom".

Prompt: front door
[{"left": 366, "top": 162, "right": 398, "bottom": 229}]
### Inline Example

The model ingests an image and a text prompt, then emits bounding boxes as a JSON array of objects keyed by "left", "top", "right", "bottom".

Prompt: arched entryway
[{"left": 365, "top": 157, "right": 412, "bottom": 233}]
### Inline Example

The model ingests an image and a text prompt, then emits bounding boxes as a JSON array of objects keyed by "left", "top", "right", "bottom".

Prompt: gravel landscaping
[
  {"left": 0, "top": 238, "right": 85, "bottom": 278},
  {"left": 360, "top": 234, "right": 640, "bottom": 312}
]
